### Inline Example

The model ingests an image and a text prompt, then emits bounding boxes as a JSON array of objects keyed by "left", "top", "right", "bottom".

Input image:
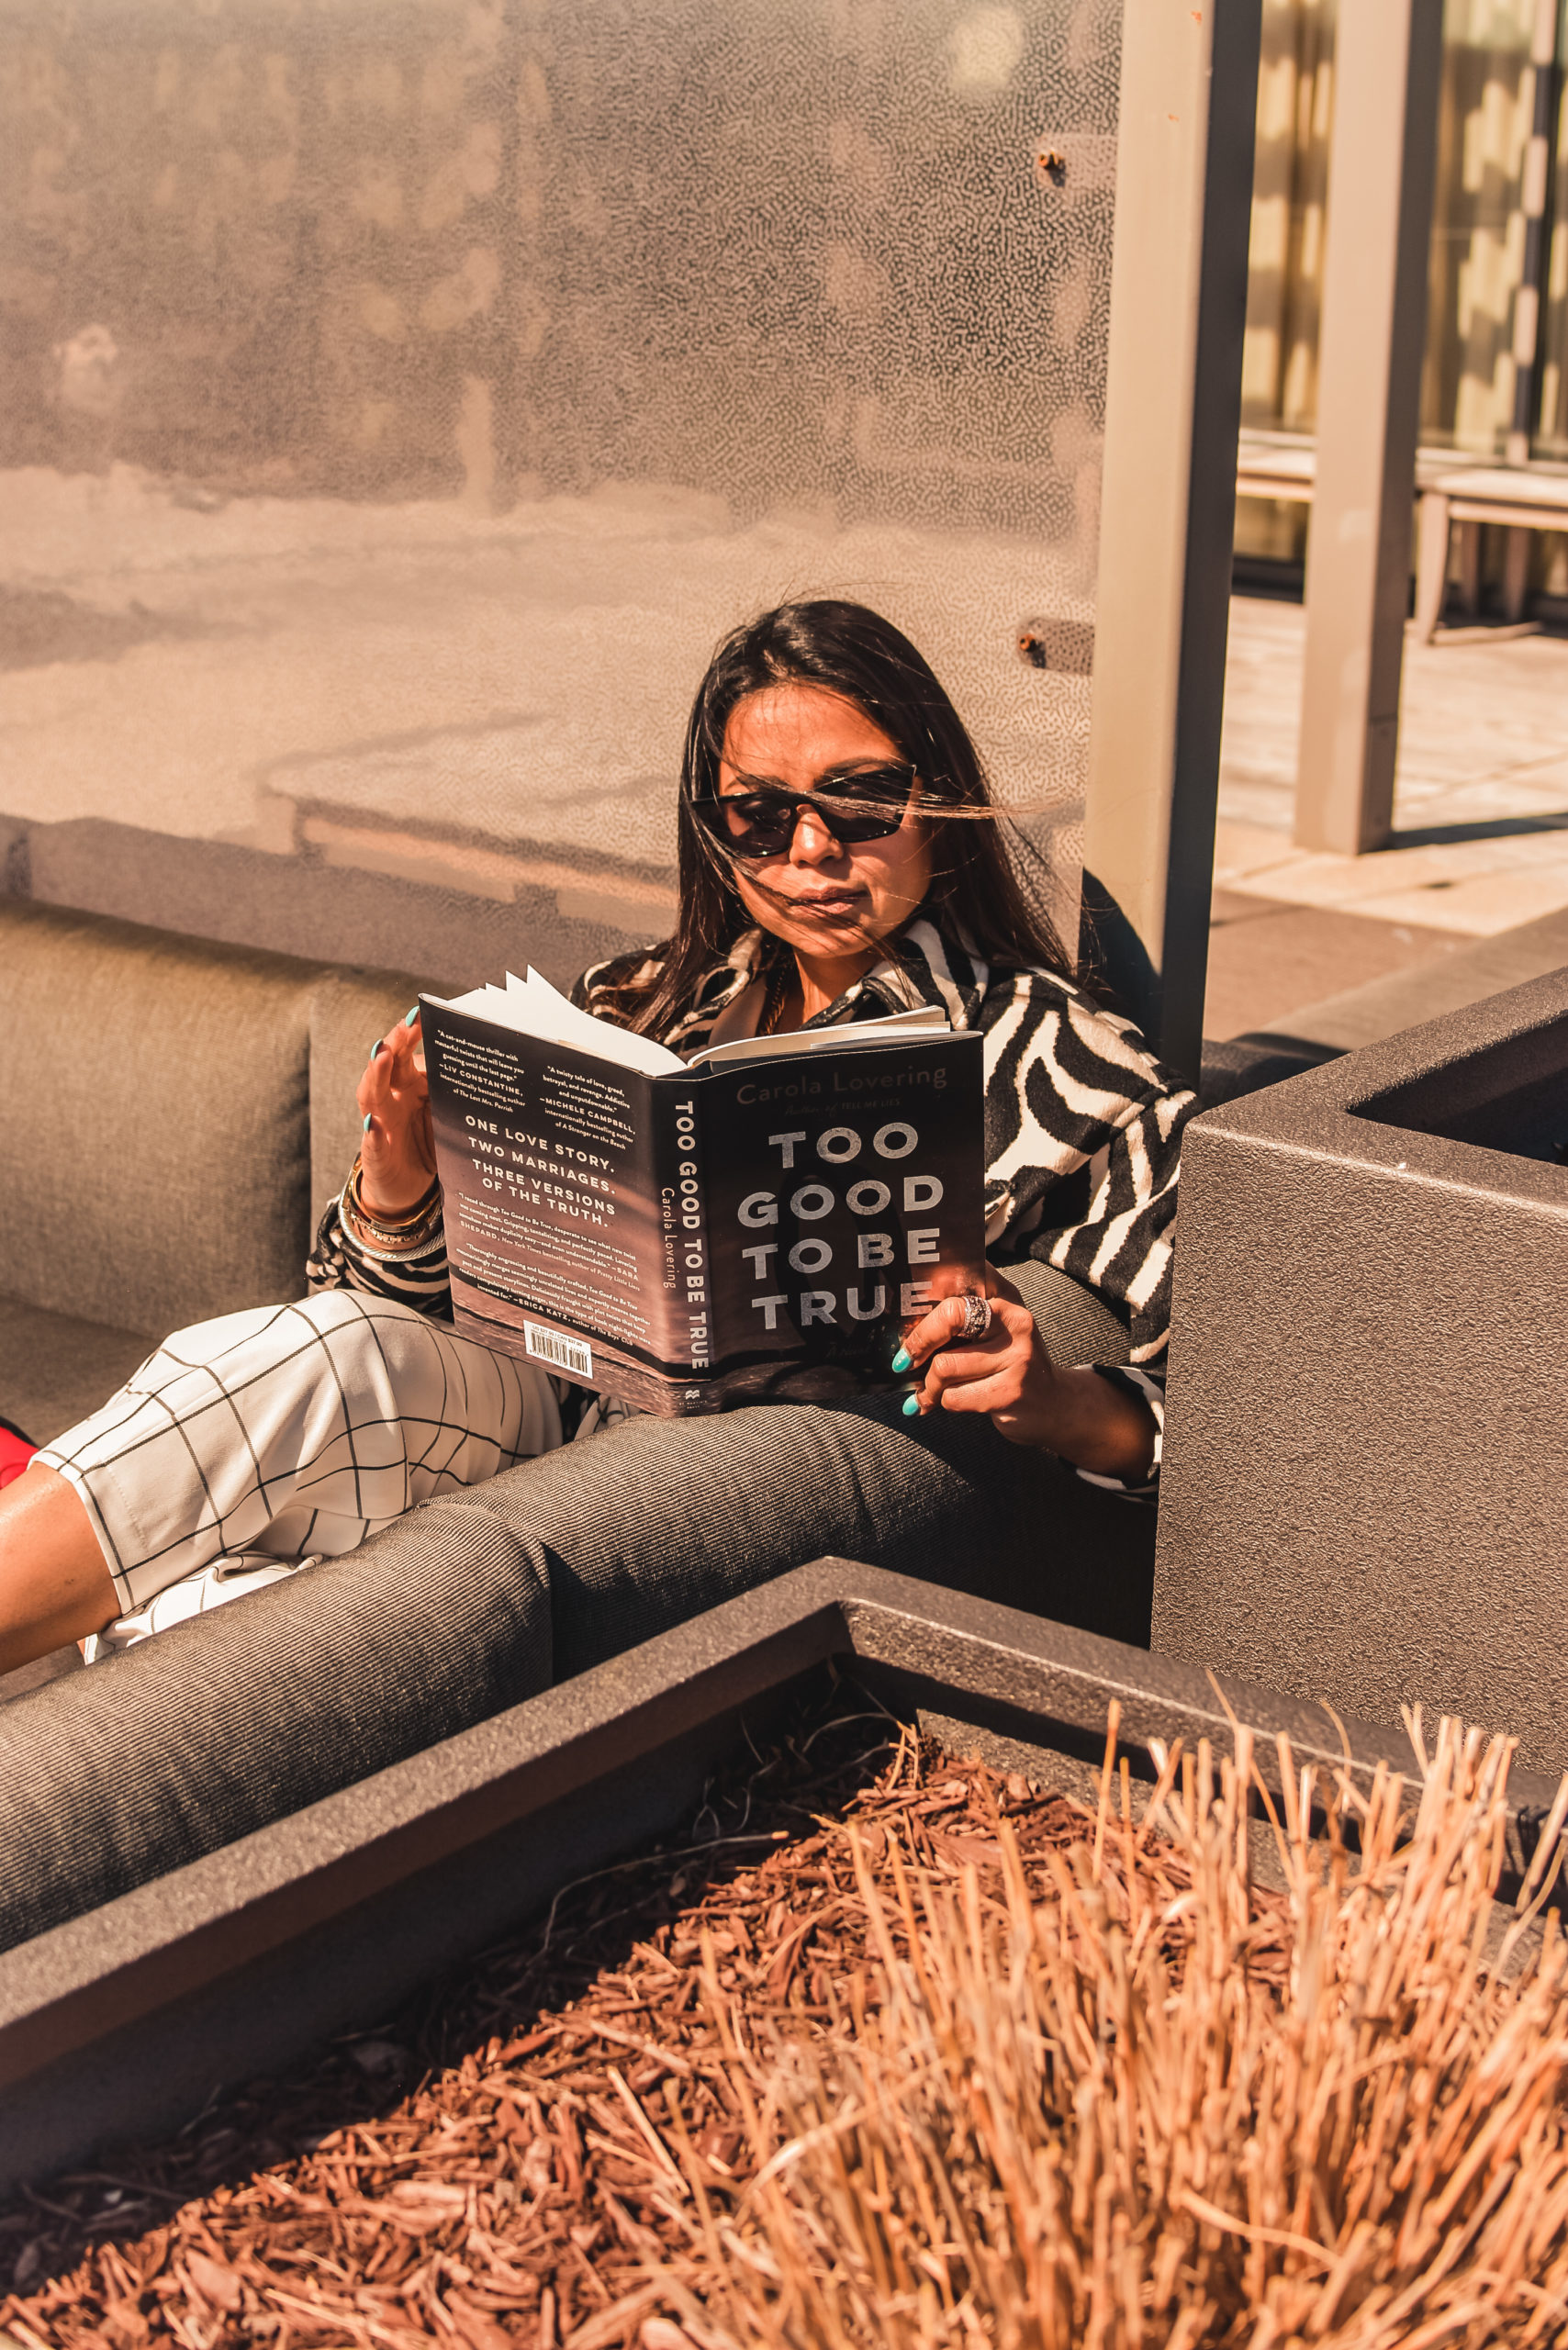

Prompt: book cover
[{"left": 422, "top": 976, "right": 985, "bottom": 1415}]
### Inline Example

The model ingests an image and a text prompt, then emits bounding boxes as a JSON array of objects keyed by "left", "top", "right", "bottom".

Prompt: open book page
[
  {"left": 430, "top": 965, "right": 947, "bottom": 1078},
  {"left": 424, "top": 967, "right": 683, "bottom": 1080},
  {"left": 686, "top": 1002, "right": 949, "bottom": 1071}
]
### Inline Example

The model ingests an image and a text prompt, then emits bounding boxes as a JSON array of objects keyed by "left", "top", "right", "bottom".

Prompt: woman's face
[{"left": 715, "top": 684, "right": 935, "bottom": 967}]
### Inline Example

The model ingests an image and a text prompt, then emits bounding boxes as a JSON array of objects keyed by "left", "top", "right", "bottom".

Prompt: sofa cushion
[
  {"left": 0, "top": 1293, "right": 155, "bottom": 1449},
  {"left": 0, "top": 902, "right": 318, "bottom": 1333},
  {"left": 0, "top": 1502, "right": 554, "bottom": 1951}
]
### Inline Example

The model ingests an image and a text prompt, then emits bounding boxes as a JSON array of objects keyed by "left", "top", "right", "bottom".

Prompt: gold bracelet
[
  {"left": 342, "top": 1195, "right": 442, "bottom": 1255},
  {"left": 345, "top": 1157, "right": 441, "bottom": 1245},
  {"left": 349, "top": 1154, "right": 438, "bottom": 1224}
]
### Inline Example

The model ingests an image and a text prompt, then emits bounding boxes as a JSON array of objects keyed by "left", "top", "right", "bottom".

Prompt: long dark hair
[{"left": 599, "top": 599, "right": 1075, "bottom": 1035}]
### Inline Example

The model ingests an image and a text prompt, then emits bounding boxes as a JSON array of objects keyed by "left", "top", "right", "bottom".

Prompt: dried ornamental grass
[
  {"left": 0, "top": 1701, "right": 978, "bottom": 2345},
  {"left": 3, "top": 1696, "right": 1567, "bottom": 2349},
  {"left": 664, "top": 1709, "right": 1568, "bottom": 2350}
]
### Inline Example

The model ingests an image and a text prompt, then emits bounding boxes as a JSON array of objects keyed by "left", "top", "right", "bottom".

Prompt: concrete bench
[
  {"left": 1414, "top": 464, "right": 1568, "bottom": 642},
  {"left": 1235, "top": 433, "right": 1316, "bottom": 509},
  {"left": 1216, "top": 902, "right": 1568, "bottom": 1066},
  {"left": 1233, "top": 432, "right": 1463, "bottom": 508}
]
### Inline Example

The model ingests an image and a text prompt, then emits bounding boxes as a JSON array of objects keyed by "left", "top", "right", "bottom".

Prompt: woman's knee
[
  {"left": 103, "top": 1293, "right": 457, "bottom": 1483},
  {"left": 273, "top": 1293, "right": 560, "bottom": 1466},
  {"left": 143, "top": 1290, "right": 427, "bottom": 1383}
]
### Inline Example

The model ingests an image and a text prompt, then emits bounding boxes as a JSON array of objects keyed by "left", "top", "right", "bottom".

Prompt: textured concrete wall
[
  {"left": 0, "top": 0, "right": 1119, "bottom": 988},
  {"left": 1154, "top": 968, "right": 1568, "bottom": 1773}
]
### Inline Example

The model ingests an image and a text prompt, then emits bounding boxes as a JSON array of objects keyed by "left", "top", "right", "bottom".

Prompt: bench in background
[
  {"left": 1414, "top": 464, "right": 1568, "bottom": 642},
  {"left": 1236, "top": 430, "right": 1568, "bottom": 640}
]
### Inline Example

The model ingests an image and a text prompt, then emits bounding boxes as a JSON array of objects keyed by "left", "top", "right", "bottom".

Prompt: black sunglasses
[{"left": 692, "top": 764, "right": 926, "bottom": 858}]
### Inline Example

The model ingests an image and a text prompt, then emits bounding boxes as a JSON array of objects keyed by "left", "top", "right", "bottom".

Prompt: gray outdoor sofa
[
  {"left": 1, "top": 897, "right": 426, "bottom": 1451},
  {"left": 0, "top": 891, "right": 1176, "bottom": 1994},
  {"left": 0, "top": 893, "right": 1159, "bottom": 1730}
]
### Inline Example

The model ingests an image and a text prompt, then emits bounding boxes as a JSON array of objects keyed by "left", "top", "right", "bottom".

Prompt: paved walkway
[
  {"left": 1216, "top": 597, "right": 1568, "bottom": 936},
  {"left": 1201, "top": 886, "right": 1466, "bottom": 1042}
]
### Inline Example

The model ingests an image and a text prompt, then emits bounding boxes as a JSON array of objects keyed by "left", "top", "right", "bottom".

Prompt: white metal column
[
  {"left": 1083, "top": 0, "right": 1262, "bottom": 1084},
  {"left": 1293, "top": 0, "right": 1444, "bottom": 856}
]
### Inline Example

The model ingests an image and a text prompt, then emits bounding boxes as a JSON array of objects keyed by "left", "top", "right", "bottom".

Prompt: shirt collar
[{"left": 708, "top": 914, "right": 985, "bottom": 1032}]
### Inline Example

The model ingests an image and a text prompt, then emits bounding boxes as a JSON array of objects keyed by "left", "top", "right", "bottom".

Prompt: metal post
[
  {"left": 1293, "top": 0, "right": 1444, "bottom": 856},
  {"left": 1082, "top": 0, "right": 1262, "bottom": 1085}
]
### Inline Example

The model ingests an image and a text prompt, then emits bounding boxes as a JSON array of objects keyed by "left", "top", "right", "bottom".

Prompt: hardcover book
[{"left": 420, "top": 968, "right": 985, "bottom": 1415}]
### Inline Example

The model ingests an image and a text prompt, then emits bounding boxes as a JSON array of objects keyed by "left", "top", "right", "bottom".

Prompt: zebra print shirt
[{"left": 308, "top": 917, "right": 1194, "bottom": 1494}]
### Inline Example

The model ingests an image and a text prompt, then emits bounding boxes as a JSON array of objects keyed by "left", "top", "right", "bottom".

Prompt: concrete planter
[
  {"left": 1155, "top": 965, "right": 1568, "bottom": 1771},
  {"left": 4, "top": 1557, "right": 1560, "bottom": 2195}
]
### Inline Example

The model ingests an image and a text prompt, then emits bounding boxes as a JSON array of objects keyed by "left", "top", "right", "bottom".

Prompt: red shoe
[{"left": 0, "top": 1416, "right": 38, "bottom": 1490}]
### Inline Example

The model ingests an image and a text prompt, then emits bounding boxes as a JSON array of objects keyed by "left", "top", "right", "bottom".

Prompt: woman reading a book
[{"left": 0, "top": 602, "right": 1189, "bottom": 1684}]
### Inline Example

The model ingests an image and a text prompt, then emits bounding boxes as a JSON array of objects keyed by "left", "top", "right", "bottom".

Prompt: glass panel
[
  {"left": 1421, "top": 0, "right": 1538, "bottom": 455},
  {"left": 0, "top": 0, "right": 1121, "bottom": 988},
  {"left": 1536, "top": 1, "right": 1568, "bottom": 459},
  {"left": 1240, "top": 0, "right": 1335, "bottom": 438},
  {"left": 1238, "top": 0, "right": 1568, "bottom": 464}
]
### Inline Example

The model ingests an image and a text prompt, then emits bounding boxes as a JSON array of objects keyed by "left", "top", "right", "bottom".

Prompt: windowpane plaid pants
[{"left": 38, "top": 1292, "right": 562, "bottom": 1653}]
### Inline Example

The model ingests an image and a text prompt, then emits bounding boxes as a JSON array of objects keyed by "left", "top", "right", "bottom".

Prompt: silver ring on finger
[{"left": 958, "top": 1289, "right": 992, "bottom": 1341}]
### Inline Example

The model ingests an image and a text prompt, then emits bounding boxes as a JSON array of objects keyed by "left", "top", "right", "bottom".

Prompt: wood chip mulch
[{"left": 0, "top": 1676, "right": 1220, "bottom": 2349}]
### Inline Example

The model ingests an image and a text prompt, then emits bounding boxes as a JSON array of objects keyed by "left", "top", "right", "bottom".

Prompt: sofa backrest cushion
[{"left": 0, "top": 902, "right": 319, "bottom": 1334}]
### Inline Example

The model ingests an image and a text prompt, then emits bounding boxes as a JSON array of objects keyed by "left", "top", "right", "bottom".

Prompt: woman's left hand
[{"left": 898, "top": 1270, "right": 1157, "bottom": 1480}]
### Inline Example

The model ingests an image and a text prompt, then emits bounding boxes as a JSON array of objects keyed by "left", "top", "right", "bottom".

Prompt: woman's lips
[{"left": 781, "top": 891, "right": 866, "bottom": 917}]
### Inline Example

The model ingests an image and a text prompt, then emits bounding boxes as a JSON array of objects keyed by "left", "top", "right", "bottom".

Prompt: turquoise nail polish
[
  {"left": 890, "top": 1347, "right": 912, "bottom": 1374},
  {"left": 902, "top": 1393, "right": 921, "bottom": 1417},
  {"left": 404, "top": 1004, "right": 420, "bottom": 1025},
  {"left": 363, "top": 1113, "right": 374, "bottom": 1132},
  {"left": 370, "top": 1039, "right": 383, "bottom": 1059}
]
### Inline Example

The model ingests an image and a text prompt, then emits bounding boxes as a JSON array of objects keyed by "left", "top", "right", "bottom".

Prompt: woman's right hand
[{"left": 357, "top": 1011, "right": 436, "bottom": 1214}]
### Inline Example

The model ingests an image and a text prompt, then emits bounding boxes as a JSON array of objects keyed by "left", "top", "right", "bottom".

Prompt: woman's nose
[{"left": 789, "top": 805, "right": 843, "bottom": 862}]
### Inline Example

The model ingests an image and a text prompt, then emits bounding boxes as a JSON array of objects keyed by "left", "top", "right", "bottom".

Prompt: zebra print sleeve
[
  {"left": 306, "top": 1191, "right": 455, "bottom": 1321},
  {"left": 980, "top": 969, "right": 1193, "bottom": 1498},
  {"left": 983, "top": 971, "right": 1192, "bottom": 1367}
]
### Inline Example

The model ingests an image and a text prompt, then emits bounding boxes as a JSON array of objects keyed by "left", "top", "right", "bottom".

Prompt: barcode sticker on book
[{"left": 523, "top": 1322, "right": 593, "bottom": 1380}]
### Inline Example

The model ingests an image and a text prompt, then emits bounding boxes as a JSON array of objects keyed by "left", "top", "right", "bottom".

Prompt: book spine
[{"left": 662, "top": 1087, "right": 713, "bottom": 1382}]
